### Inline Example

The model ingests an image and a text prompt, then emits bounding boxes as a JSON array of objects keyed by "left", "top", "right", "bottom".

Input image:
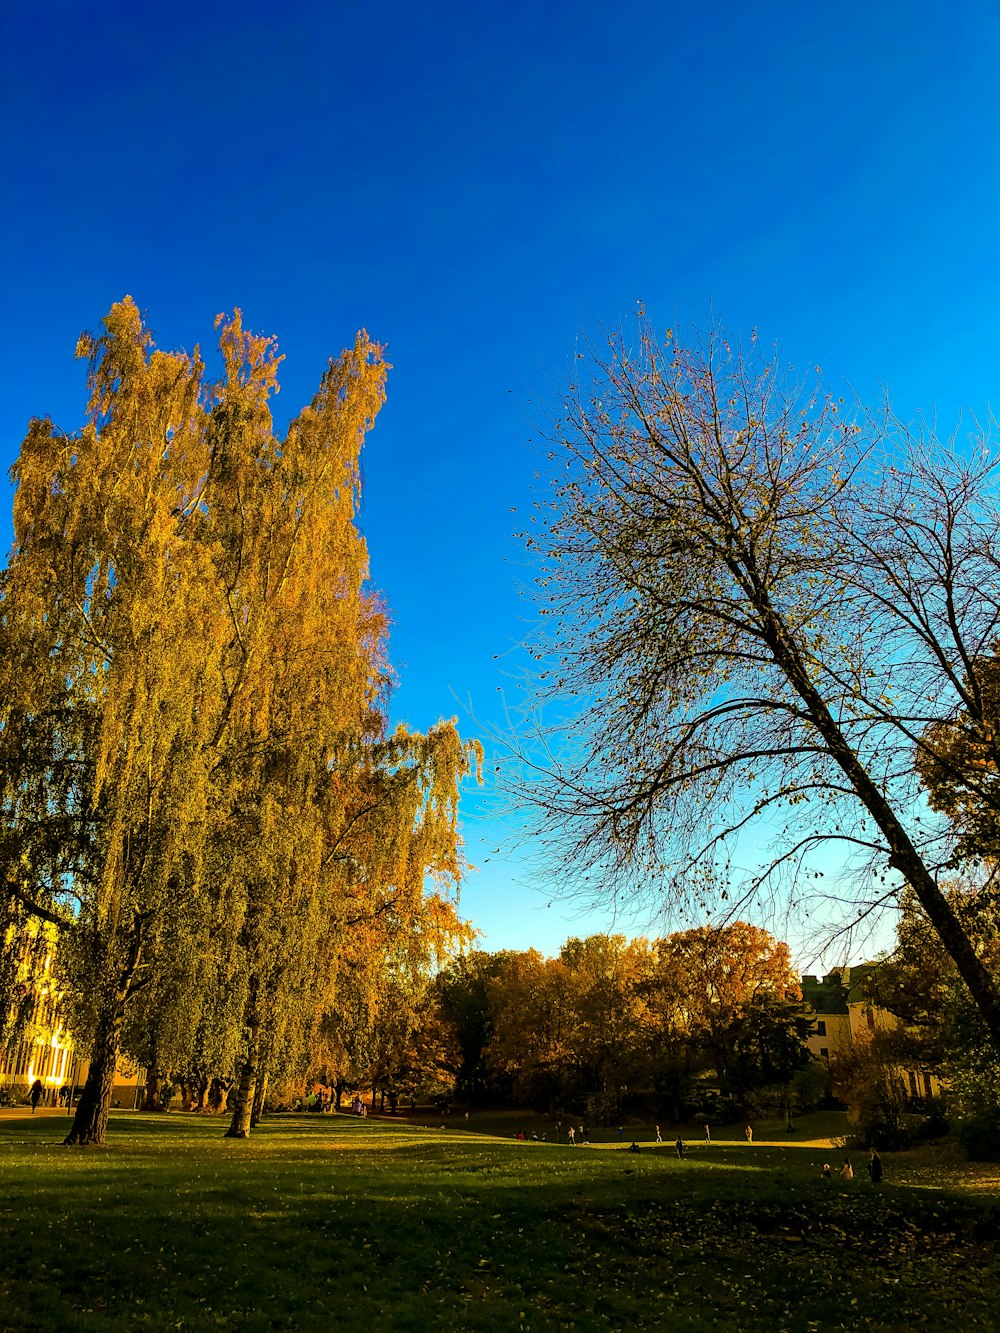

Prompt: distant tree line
[{"left": 433, "top": 924, "right": 823, "bottom": 1124}]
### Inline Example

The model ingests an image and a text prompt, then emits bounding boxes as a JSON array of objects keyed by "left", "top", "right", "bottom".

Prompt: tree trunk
[
  {"left": 712, "top": 1044, "right": 731, "bottom": 1098},
  {"left": 64, "top": 1007, "right": 121, "bottom": 1146},
  {"left": 763, "top": 606, "right": 1000, "bottom": 1056},
  {"left": 141, "top": 1062, "right": 162, "bottom": 1112},
  {"left": 250, "top": 1070, "right": 268, "bottom": 1128},
  {"left": 209, "top": 1077, "right": 231, "bottom": 1114},
  {"left": 225, "top": 1031, "right": 259, "bottom": 1138}
]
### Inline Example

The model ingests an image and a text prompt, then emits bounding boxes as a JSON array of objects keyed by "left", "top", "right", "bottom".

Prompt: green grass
[{"left": 2, "top": 1110, "right": 998, "bottom": 1331}]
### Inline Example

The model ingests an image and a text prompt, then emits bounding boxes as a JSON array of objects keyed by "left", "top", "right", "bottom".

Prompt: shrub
[
  {"left": 958, "top": 1117, "right": 1000, "bottom": 1162},
  {"left": 913, "top": 1100, "right": 950, "bottom": 1141}
]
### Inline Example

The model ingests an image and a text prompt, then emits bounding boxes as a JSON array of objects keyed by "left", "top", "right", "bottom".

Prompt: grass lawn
[{"left": 2, "top": 1110, "right": 999, "bottom": 1331}]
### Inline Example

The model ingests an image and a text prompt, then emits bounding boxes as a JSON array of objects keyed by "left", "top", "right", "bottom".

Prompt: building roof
[{"left": 800, "top": 964, "right": 878, "bottom": 1015}]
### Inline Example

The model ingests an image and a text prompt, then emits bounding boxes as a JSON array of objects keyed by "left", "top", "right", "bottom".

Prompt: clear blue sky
[{"left": 2, "top": 1, "right": 998, "bottom": 965}]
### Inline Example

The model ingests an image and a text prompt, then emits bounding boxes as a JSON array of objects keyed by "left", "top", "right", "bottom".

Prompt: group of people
[
  {"left": 27, "top": 1080, "right": 72, "bottom": 1112},
  {"left": 516, "top": 1118, "right": 886, "bottom": 1184},
  {"left": 821, "top": 1149, "right": 882, "bottom": 1183},
  {"left": 565, "top": 1122, "right": 740, "bottom": 1151}
]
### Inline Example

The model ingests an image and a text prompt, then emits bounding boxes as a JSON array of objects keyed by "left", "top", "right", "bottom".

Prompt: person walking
[
  {"left": 567, "top": 1125, "right": 576, "bottom": 1146},
  {"left": 745, "top": 1124, "right": 753, "bottom": 1144},
  {"left": 655, "top": 1124, "right": 662, "bottom": 1143},
  {"left": 29, "top": 1079, "right": 43, "bottom": 1113},
  {"left": 704, "top": 1123, "right": 711, "bottom": 1144}
]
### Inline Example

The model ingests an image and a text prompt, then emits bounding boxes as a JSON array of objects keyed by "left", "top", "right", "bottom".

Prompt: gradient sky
[{"left": 2, "top": 1, "right": 998, "bottom": 965}]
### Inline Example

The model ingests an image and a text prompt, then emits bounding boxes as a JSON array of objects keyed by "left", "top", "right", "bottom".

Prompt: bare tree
[{"left": 510, "top": 312, "right": 1000, "bottom": 1051}]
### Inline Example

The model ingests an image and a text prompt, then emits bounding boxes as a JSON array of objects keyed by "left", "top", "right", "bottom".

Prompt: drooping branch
[{"left": 3, "top": 878, "right": 67, "bottom": 929}]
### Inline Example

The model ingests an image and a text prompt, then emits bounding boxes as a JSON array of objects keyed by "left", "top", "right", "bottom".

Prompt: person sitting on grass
[
  {"left": 629, "top": 1141, "right": 641, "bottom": 1153},
  {"left": 840, "top": 1158, "right": 854, "bottom": 1181},
  {"left": 821, "top": 1163, "right": 832, "bottom": 1181}
]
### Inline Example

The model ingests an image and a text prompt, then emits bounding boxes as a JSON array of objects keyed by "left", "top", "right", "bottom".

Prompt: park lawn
[{"left": 1, "top": 1112, "right": 998, "bottom": 1332}]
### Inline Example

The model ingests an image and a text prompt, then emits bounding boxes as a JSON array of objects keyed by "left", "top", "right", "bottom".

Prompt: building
[
  {"left": 801, "top": 965, "right": 942, "bottom": 1099},
  {"left": 0, "top": 920, "right": 144, "bottom": 1108},
  {"left": 0, "top": 920, "right": 75, "bottom": 1104}
]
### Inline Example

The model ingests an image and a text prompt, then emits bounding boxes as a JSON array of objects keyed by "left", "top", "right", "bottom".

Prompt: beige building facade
[
  {"left": 801, "top": 964, "right": 943, "bottom": 1099},
  {"left": 1, "top": 922, "right": 143, "bottom": 1108}
]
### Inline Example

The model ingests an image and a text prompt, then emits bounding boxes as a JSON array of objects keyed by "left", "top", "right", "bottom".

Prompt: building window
[
  {"left": 866, "top": 1008, "right": 875, "bottom": 1032},
  {"left": 924, "top": 1072, "right": 933, "bottom": 1098},
  {"left": 816, "top": 1020, "right": 827, "bottom": 1037},
  {"left": 908, "top": 1070, "right": 918, "bottom": 1097},
  {"left": 820, "top": 1047, "right": 829, "bottom": 1058}
]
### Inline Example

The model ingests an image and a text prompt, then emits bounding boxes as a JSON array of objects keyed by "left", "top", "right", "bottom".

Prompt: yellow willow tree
[
  {"left": 219, "top": 722, "right": 480, "bottom": 1138},
  {"left": 276, "top": 723, "right": 480, "bottom": 1125},
  {"left": 0, "top": 298, "right": 479, "bottom": 1146},
  {"left": 3, "top": 302, "right": 226, "bottom": 1145}
]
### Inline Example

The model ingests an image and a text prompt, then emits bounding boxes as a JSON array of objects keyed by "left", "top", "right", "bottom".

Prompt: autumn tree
[
  {"left": 1, "top": 300, "right": 239, "bottom": 1143},
  {"left": 437, "top": 927, "right": 809, "bottom": 1119},
  {"left": 0, "top": 299, "right": 479, "bottom": 1145},
  {"left": 236, "top": 723, "right": 478, "bottom": 1131},
  {"left": 513, "top": 312, "right": 1000, "bottom": 1053},
  {"left": 297, "top": 794, "right": 474, "bottom": 1121},
  {"left": 641, "top": 937, "right": 707, "bottom": 1118},
  {"left": 120, "top": 917, "right": 242, "bottom": 1112},
  {"left": 653, "top": 923, "right": 805, "bottom": 1101},
  {"left": 361, "top": 976, "right": 462, "bottom": 1112},
  {"left": 482, "top": 949, "right": 579, "bottom": 1109},
  {"left": 436, "top": 950, "right": 511, "bottom": 1104},
  {"left": 556, "top": 934, "right": 656, "bottom": 1118}
]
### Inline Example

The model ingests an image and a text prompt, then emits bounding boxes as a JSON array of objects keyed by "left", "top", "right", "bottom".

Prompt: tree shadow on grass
[{"left": 4, "top": 1121, "right": 999, "bottom": 1332}]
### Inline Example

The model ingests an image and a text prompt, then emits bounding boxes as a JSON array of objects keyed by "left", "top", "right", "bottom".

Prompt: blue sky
[{"left": 2, "top": 1, "right": 998, "bottom": 965}]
